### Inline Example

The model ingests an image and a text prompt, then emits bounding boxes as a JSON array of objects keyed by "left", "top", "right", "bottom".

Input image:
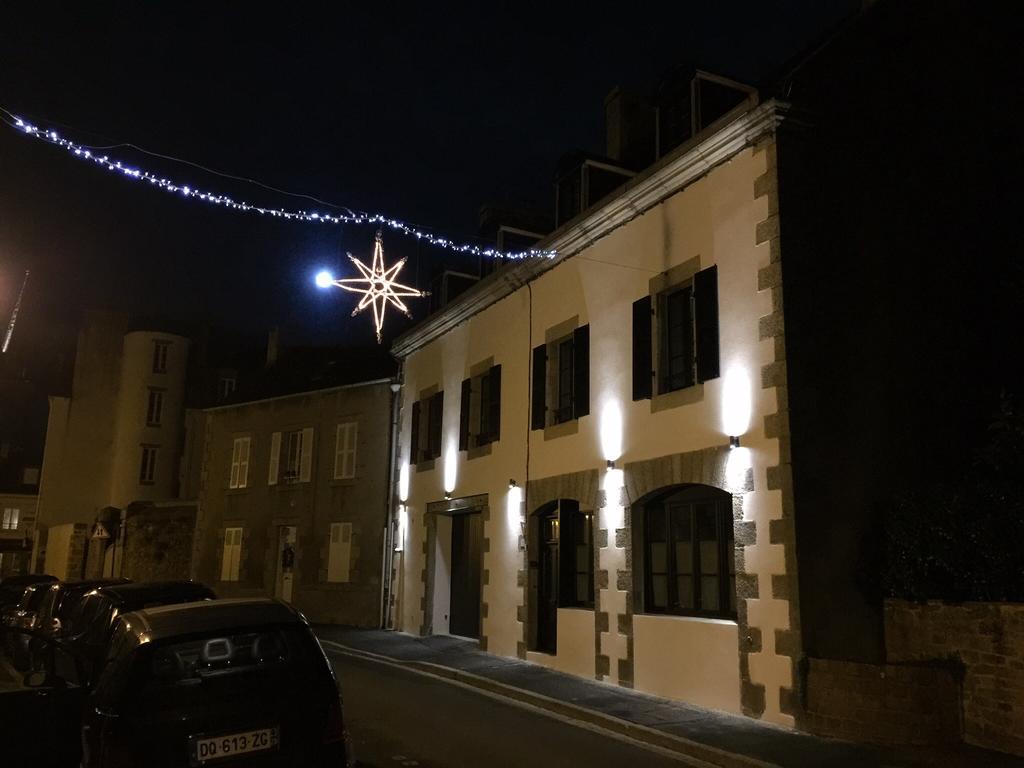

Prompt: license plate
[{"left": 192, "top": 727, "right": 279, "bottom": 763}]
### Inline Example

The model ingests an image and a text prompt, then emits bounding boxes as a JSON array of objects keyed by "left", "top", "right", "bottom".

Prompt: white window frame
[
  {"left": 270, "top": 427, "right": 314, "bottom": 484},
  {"left": 326, "top": 522, "right": 352, "bottom": 583},
  {"left": 220, "top": 527, "right": 242, "bottom": 581},
  {"left": 334, "top": 422, "right": 358, "bottom": 480},
  {"left": 229, "top": 436, "right": 252, "bottom": 489},
  {"left": 152, "top": 341, "right": 170, "bottom": 373}
]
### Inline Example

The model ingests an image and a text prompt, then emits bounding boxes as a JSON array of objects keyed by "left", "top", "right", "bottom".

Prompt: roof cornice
[{"left": 392, "top": 98, "right": 790, "bottom": 359}]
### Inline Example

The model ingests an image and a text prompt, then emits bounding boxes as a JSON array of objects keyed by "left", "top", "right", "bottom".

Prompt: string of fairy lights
[{"left": 1, "top": 108, "right": 556, "bottom": 262}]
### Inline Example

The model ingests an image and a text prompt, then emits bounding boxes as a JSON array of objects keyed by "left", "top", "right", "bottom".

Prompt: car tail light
[{"left": 323, "top": 697, "right": 345, "bottom": 744}]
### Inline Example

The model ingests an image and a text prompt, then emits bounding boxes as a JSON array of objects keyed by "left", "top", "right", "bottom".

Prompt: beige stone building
[
  {"left": 390, "top": 84, "right": 798, "bottom": 724},
  {"left": 34, "top": 312, "right": 191, "bottom": 579},
  {"left": 191, "top": 377, "right": 394, "bottom": 627}
]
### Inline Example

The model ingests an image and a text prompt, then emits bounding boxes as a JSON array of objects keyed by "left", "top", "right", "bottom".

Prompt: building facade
[
  {"left": 191, "top": 378, "right": 394, "bottom": 627},
  {"left": 390, "top": 97, "right": 797, "bottom": 724},
  {"left": 34, "top": 312, "right": 191, "bottom": 579}
]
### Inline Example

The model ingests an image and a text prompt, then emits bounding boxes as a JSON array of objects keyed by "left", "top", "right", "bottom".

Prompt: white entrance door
[{"left": 275, "top": 526, "right": 297, "bottom": 602}]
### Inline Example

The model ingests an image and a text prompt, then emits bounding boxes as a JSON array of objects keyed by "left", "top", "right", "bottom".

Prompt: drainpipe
[{"left": 380, "top": 371, "right": 402, "bottom": 629}]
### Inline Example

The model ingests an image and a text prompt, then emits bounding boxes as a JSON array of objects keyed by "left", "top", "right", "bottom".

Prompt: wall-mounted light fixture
[
  {"left": 508, "top": 479, "right": 517, "bottom": 489},
  {"left": 444, "top": 492, "right": 452, "bottom": 501},
  {"left": 606, "top": 459, "right": 616, "bottom": 470},
  {"left": 729, "top": 436, "right": 741, "bottom": 449}
]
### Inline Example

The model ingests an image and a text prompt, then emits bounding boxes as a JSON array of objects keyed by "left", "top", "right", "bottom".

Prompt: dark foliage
[{"left": 883, "top": 394, "right": 1024, "bottom": 602}]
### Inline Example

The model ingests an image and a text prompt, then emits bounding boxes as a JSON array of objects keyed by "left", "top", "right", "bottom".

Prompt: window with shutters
[
  {"left": 229, "top": 436, "right": 251, "bottom": 489},
  {"left": 632, "top": 264, "right": 720, "bottom": 402},
  {"left": 326, "top": 522, "right": 352, "bottom": 582},
  {"left": 639, "top": 486, "right": 735, "bottom": 618},
  {"left": 269, "top": 428, "right": 314, "bottom": 484},
  {"left": 220, "top": 527, "right": 243, "bottom": 582},
  {"left": 459, "top": 365, "right": 501, "bottom": 452},
  {"left": 410, "top": 391, "right": 443, "bottom": 465},
  {"left": 531, "top": 324, "right": 590, "bottom": 431},
  {"left": 145, "top": 388, "right": 164, "bottom": 426},
  {"left": 139, "top": 446, "right": 157, "bottom": 485},
  {"left": 334, "top": 422, "right": 358, "bottom": 480}
]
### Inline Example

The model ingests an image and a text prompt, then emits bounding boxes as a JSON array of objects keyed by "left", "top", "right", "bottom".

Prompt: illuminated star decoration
[{"left": 325, "top": 232, "right": 428, "bottom": 343}]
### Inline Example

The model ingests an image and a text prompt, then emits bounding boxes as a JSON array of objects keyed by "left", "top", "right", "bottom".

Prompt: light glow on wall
[
  {"left": 600, "top": 400, "right": 623, "bottom": 462},
  {"left": 443, "top": 443, "right": 457, "bottom": 494},
  {"left": 721, "top": 365, "right": 752, "bottom": 439},
  {"left": 726, "top": 446, "right": 752, "bottom": 493},
  {"left": 601, "top": 467, "right": 625, "bottom": 531},
  {"left": 398, "top": 461, "right": 410, "bottom": 502},
  {"left": 396, "top": 504, "right": 408, "bottom": 552},
  {"left": 506, "top": 484, "right": 523, "bottom": 538}
]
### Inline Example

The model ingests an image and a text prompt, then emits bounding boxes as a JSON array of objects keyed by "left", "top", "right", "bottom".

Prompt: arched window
[{"left": 641, "top": 485, "right": 735, "bottom": 618}]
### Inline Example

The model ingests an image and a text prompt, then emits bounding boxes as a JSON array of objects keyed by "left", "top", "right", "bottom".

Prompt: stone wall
[
  {"left": 804, "top": 657, "right": 960, "bottom": 745},
  {"left": 121, "top": 504, "right": 197, "bottom": 582},
  {"left": 885, "top": 599, "right": 1024, "bottom": 756}
]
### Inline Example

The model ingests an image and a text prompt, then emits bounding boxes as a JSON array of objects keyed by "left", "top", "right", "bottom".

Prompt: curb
[{"left": 320, "top": 639, "right": 780, "bottom": 768}]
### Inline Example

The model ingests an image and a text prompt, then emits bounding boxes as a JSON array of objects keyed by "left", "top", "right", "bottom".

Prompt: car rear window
[{"left": 139, "top": 626, "right": 321, "bottom": 692}]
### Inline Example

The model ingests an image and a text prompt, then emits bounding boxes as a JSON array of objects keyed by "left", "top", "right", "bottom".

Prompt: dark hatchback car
[
  {"left": 28, "top": 579, "right": 131, "bottom": 670},
  {"left": 2, "top": 581, "right": 55, "bottom": 666},
  {"left": 68, "top": 581, "right": 216, "bottom": 683},
  {"left": 0, "top": 573, "right": 59, "bottom": 612},
  {"left": 80, "top": 599, "right": 349, "bottom": 767}
]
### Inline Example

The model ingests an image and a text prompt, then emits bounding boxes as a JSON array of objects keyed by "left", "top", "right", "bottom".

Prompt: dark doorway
[
  {"left": 537, "top": 506, "right": 560, "bottom": 654},
  {"left": 449, "top": 511, "right": 482, "bottom": 639}
]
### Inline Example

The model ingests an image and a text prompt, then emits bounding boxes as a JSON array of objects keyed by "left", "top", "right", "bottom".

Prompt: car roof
[
  {"left": 1, "top": 574, "right": 58, "bottom": 587},
  {"left": 90, "top": 581, "right": 215, "bottom": 606},
  {"left": 120, "top": 598, "right": 304, "bottom": 643},
  {"left": 52, "top": 578, "right": 130, "bottom": 595}
]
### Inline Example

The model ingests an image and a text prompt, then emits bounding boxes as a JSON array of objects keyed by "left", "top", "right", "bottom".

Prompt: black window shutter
[
  {"left": 632, "top": 296, "right": 653, "bottom": 400},
  {"left": 694, "top": 265, "right": 720, "bottom": 382},
  {"left": 489, "top": 365, "right": 502, "bottom": 441},
  {"left": 573, "top": 325, "right": 590, "bottom": 418},
  {"left": 430, "top": 391, "right": 444, "bottom": 458},
  {"left": 459, "top": 378, "right": 471, "bottom": 451},
  {"left": 531, "top": 344, "right": 547, "bottom": 430},
  {"left": 410, "top": 400, "right": 421, "bottom": 465}
]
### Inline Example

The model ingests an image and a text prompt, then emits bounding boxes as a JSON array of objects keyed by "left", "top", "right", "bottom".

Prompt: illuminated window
[
  {"left": 268, "top": 428, "right": 313, "bottom": 485},
  {"left": 139, "top": 446, "right": 158, "bottom": 485},
  {"left": 459, "top": 366, "right": 502, "bottom": 451},
  {"left": 152, "top": 341, "right": 170, "bottom": 374},
  {"left": 1, "top": 508, "right": 18, "bottom": 530},
  {"left": 641, "top": 486, "right": 735, "bottom": 618}
]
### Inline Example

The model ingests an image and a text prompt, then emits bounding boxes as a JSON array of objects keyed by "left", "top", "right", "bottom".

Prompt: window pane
[
  {"left": 701, "top": 576, "right": 720, "bottom": 611},
  {"left": 676, "top": 575, "right": 694, "bottom": 610},
  {"left": 651, "top": 575, "right": 668, "bottom": 608},
  {"left": 576, "top": 574, "right": 589, "bottom": 604},
  {"left": 649, "top": 542, "right": 667, "bottom": 573},
  {"left": 647, "top": 508, "right": 666, "bottom": 542},
  {"left": 697, "top": 504, "right": 719, "bottom": 574}
]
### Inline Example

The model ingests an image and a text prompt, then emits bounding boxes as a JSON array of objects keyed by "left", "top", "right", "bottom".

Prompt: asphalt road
[{"left": 325, "top": 648, "right": 700, "bottom": 768}]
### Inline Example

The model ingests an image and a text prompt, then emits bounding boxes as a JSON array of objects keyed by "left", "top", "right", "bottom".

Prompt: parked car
[
  {"left": 27, "top": 579, "right": 130, "bottom": 671},
  {"left": 12, "top": 598, "right": 350, "bottom": 767},
  {"left": 2, "top": 581, "right": 54, "bottom": 667},
  {"left": 0, "top": 573, "right": 58, "bottom": 612},
  {"left": 66, "top": 581, "right": 216, "bottom": 684}
]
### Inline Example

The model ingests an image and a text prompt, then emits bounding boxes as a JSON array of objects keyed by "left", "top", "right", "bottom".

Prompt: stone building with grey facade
[{"left": 190, "top": 366, "right": 395, "bottom": 627}]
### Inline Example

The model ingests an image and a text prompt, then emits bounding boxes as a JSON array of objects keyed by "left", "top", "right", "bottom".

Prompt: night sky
[{"left": 0, "top": 2, "right": 858, "bottom": 355}]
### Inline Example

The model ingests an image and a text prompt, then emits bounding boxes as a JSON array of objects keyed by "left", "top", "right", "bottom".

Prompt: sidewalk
[{"left": 315, "top": 626, "right": 1022, "bottom": 768}]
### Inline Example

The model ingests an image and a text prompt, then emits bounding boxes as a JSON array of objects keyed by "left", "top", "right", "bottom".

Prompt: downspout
[{"left": 380, "top": 371, "right": 402, "bottom": 629}]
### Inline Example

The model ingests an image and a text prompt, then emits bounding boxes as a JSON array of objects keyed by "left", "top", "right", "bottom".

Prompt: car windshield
[{"left": 19, "top": 585, "right": 47, "bottom": 611}]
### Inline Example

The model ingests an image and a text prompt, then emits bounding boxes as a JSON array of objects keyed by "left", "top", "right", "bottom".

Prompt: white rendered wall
[
  {"left": 527, "top": 608, "right": 596, "bottom": 679},
  {"left": 396, "top": 141, "right": 794, "bottom": 725},
  {"left": 633, "top": 614, "right": 742, "bottom": 714}
]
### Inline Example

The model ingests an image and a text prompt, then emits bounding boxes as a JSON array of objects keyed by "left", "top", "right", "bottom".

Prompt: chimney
[
  {"left": 265, "top": 327, "right": 280, "bottom": 368},
  {"left": 605, "top": 87, "right": 656, "bottom": 170}
]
